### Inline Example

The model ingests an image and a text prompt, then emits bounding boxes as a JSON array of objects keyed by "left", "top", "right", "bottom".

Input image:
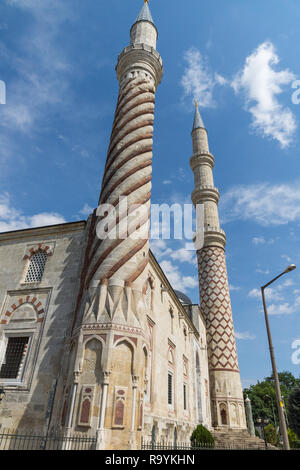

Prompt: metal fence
[
  {"left": 0, "top": 429, "right": 96, "bottom": 451},
  {"left": 141, "top": 439, "right": 275, "bottom": 451}
]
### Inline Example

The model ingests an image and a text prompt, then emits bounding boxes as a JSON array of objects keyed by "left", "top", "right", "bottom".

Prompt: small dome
[{"left": 174, "top": 290, "right": 193, "bottom": 305}]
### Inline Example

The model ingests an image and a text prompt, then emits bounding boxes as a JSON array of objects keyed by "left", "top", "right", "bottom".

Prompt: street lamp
[
  {"left": 255, "top": 417, "right": 270, "bottom": 449},
  {"left": 261, "top": 264, "right": 296, "bottom": 451}
]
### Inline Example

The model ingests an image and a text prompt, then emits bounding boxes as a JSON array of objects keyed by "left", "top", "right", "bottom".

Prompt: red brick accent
[
  {"left": 0, "top": 320, "right": 7, "bottom": 324},
  {"left": 3, "top": 297, "right": 45, "bottom": 324}
]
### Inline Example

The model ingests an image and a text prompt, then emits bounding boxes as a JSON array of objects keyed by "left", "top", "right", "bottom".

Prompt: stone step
[{"left": 211, "top": 429, "right": 278, "bottom": 450}]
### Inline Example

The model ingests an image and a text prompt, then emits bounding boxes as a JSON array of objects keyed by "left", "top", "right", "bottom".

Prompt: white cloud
[
  {"left": 256, "top": 268, "right": 270, "bottom": 275},
  {"left": 220, "top": 181, "right": 300, "bottom": 226},
  {"left": 248, "top": 287, "right": 284, "bottom": 303},
  {"left": 79, "top": 203, "right": 93, "bottom": 217},
  {"left": 229, "top": 285, "right": 241, "bottom": 291},
  {"left": 160, "top": 259, "right": 198, "bottom": 293},
  {"left": 170, "top": 248, "right": 197, "bottom": 266},
  {"left": 181, "top": 47, "right": 226, "bottom": 108},
  {"left": 252, "top": 237, "right": 265, "bottom": 245},
  {"left": 248, "top": 283, "right": 300, "bottom": 316},
  {"left": 163, "top": 180, "right": 172, "bottom": 185},
  {"left": 232, "top": 41, "right": 296, "bottom": 148},
  {"left": 235, "top": 332, "right": 256, "bottom": 340},
  {"left": 0, "top": 192, "right": 65, "bottom": 232},
  {"left": 1, "top": 0, "right": 71, "bottom": 135},
  {"left": 281, "top": 254, "right": 292, "bottom": 263}
]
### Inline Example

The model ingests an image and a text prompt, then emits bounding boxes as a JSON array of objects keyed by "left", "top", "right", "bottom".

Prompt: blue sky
[{"left": 0, "top": 0, "right": 300, "bottom": 388}]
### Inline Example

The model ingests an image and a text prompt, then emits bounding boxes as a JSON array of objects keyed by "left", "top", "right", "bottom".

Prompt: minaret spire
[
  {"left": 193, "top": 100, "right": 205, "bottom": 131},
  {"left": 190, "top": 106, "right": 247, "bottom": 430},
  {"left": 131, "top": 0, "right": 158, "bottom": 48},
  {"left": 136, "top": 0, "right": 154, "bottom": 24}
]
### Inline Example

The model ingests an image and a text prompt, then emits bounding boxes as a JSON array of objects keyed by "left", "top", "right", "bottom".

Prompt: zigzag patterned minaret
[{"left": 190, "top": 102, "right": 246, "bottom": 429}]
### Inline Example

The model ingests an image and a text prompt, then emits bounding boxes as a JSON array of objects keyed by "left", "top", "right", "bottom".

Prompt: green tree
[
  {"left": 190, "top": 425, "right": 214, "bottom": 447},
  {"left": 244, "top": 371, "right": 300, "bottom": 427},
  {"left": 288, "top": 386, "right": 300, "bottom": 438}
]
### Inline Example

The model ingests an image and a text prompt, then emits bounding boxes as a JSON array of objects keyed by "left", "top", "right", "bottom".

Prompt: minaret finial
[{"left": 193, "top": 101, "right": 205, "bottom": 131}]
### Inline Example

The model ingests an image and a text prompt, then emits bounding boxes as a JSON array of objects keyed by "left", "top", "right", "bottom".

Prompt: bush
[
  {"left": 264, "top": 423, "right": 280, "bottom": 447},
  {"left": 190, "top": 425, "right": 214, "bottom": 447},
  {"left": 288, "top": 428, "right": 300, "bottom": 449}
]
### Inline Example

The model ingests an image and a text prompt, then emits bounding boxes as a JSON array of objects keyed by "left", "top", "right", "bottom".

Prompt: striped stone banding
[
  {"left": 109, "top": 109, "right": 154, "bottom": 148},
  {"left": 100, "top": 159, "right": 152, "bottom": 203},
  {"left": 77, "top": 75, "right": 156, "bottom": 302},
  {"left": 23, "top": 244, "right": 53, "bottom": 260},
  {"left": 106, "top": 118, "right": 154, "bottom": 162},
  {"left": 86, "top": 211, "right": 150, "bottom": 288},
  {"left": 125, "top": 256, "right": 149, "bottom": 286},
  {"left": 102, "top": 148, "right": 153, "bottom": 189},
  {"left": 101, "top": 238, "right": 148, "bottom": 283},
  {"left": 104, "top": 131, "right": 154, "bottom": 175},
  {"left": 113, "top": 89, "right": 154, "bottom": 126},
  {"left": 89, "top": 192, "right": 151, "bottom": 265},
  {"left": 115, "top": 78, "right": 151, "bottom": 111},
  {"left": 3, "top": 296, "right": 45, "bottom": 323},
  {"left": 108, "top": 98, "right": 155, "bottom": 146}
]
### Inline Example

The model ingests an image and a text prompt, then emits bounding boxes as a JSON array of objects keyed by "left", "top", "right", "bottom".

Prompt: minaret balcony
[
  {"left": 116, "top": 44, "right": 163, "bottom": 86},
  {"left": 192, "top": 186, "right": 220, "bottom": 205},
  {"left": 203, "top": 226, "right": 226, "bottom": 249},
  {"left": 190, "top": 152, "right": 215, "bottom": 170}
]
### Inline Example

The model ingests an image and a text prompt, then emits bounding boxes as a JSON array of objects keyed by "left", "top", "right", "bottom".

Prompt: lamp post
[
  {"left": 255, "top": 417, "right": 270, "bottom": 449},
  {"left": 265, "top": 394, "right": 277, "bottom": 429},
  {"left": 261, "top": 264, "right": 296, "bottom": 451}
]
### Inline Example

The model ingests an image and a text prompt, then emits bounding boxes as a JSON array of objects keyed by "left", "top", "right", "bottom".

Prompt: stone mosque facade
[{"left": 0, "top": 2, "right": 248, "bottom": 450}]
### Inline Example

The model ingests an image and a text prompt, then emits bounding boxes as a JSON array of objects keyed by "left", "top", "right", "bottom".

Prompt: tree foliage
[
  {"left": 288, "top": 428, "right": 300, "bottom": 449},
  {"left": 243, "top": 371, "right": 300, "bottom": 431},
  {"left": 190, "top": 425, "right": 214, "bottom": 447},
  {"left": 288, "top": 386, "right": 300, "bottom": 438},
  {"left": 264, "top": 423, "right": 280, "bottom": 447}
]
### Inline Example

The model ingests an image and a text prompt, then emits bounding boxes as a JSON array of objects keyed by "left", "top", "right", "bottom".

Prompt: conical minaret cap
[
  {"left": 136, "top": 1, "right": 154, "bottom": 25},
  {"left": 193, "top": 100, "right": 205, "bottom": 131}
]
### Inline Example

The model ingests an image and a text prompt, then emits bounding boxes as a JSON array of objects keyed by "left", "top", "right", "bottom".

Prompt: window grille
[
  {"left": 168, "top": 373, "right": 173, "bottom": 405},
  {"left": 24, "top": 251, "right": 47, "bottom": 283},
  {"left": 146, "top": 281, "right": 152, "bottom": 309},
  {"left": 0, "top": 337, "right": 29, "bottom": 379},
  {"left": 183, "top": 384, "right": 187, "bottom": 410}
]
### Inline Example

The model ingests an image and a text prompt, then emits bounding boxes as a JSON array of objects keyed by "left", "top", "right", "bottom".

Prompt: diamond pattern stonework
[{"left": 198, "top": 247, "right": 239, "bottom": 372}]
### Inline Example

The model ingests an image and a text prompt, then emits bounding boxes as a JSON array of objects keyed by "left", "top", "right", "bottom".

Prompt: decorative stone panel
[
  {"left": 112, "top": 386, "right": 128, "bottom": 428},
  {"left": 78, "top": 385, "right": 95, "bottom": 427}
]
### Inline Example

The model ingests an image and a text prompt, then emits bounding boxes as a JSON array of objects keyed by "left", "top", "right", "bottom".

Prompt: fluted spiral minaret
[
  {"left": 73, "top": 1, "right": 163, "bottom": 329},
  {"left": 190, "top": 103, "right": 246, "bottom": 429},
  {"left": 64, "top": 2, "right": 163, "bottom": 450}
]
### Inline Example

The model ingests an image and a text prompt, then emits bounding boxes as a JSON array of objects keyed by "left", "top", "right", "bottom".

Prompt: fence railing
[
  {"left": 141, "top": 439, "right": 274, "bottom": 451},
  {"left": 0, "top": 429, "right": 96, "bottom": 451}
]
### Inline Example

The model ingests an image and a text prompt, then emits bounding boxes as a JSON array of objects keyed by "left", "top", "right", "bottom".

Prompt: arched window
[{"left": 24, "top": 251, "right": 47, "bottom": 283}]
